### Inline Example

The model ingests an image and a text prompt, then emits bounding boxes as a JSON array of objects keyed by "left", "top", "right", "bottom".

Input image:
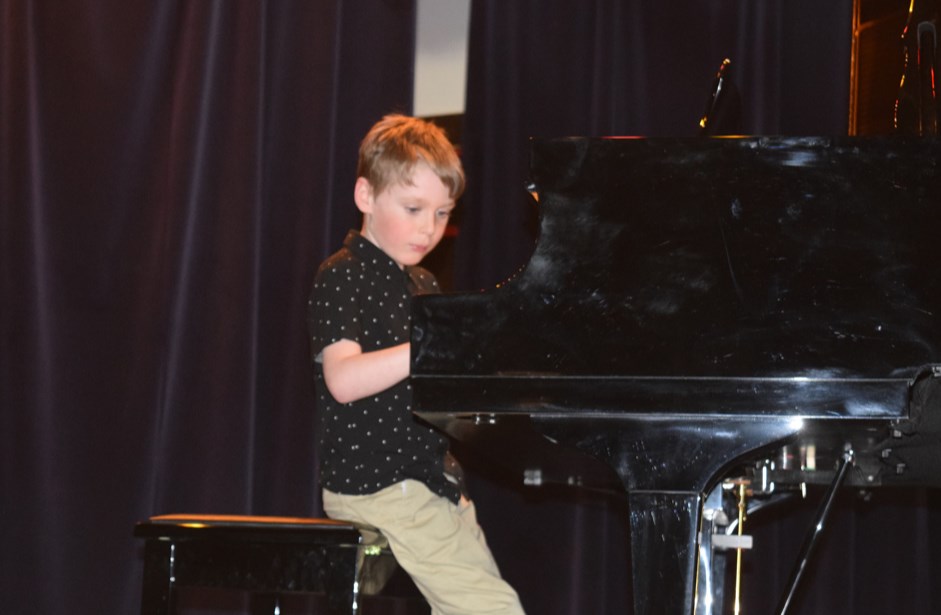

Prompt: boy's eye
[{"left": 436, "top": 209, "right": 452, "bottom": 219}]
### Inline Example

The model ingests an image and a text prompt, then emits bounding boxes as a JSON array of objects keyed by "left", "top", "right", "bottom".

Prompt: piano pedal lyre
[{"left": 695, "top": 480, "right": 753, "bottom": 615}]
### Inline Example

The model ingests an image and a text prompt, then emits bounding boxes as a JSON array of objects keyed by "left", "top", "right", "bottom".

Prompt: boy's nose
[{"left": 418, "top": 212, "right": 435, "bottom": 235}]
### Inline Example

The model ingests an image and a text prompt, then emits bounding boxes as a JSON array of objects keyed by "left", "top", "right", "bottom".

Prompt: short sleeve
[
  {"left": 407, "top": 266, "right": 441, "bottom": 296},
  {"left": 307, "top": 260, "right": 363, "bottom": 361}
]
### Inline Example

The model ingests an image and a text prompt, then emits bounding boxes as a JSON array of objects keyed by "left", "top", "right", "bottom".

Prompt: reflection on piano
[{"left": 410, "top": 137, "right": 941, "bottom": 614}]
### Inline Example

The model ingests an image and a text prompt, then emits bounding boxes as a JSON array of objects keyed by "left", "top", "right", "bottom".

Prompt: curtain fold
[{"left": 1, "top": 1, "right": 416, "bottom": 614}]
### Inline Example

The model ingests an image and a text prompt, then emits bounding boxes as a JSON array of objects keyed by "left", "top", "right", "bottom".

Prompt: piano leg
[
  {"left": 628, "top": 491, "right": 702, "bottom": 615},
  {"left": 511, "top": 416, "right": 806, "bottom": 614}
]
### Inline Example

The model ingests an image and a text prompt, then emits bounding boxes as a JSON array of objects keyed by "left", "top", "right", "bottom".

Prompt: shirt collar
[{"left": 343, "top": 230, "right": 411, "bottom": 278}]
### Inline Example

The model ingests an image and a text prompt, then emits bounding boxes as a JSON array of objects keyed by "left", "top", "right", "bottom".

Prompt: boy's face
[{"left": 355, "top": 162, "right": 455, "bottom": 269}]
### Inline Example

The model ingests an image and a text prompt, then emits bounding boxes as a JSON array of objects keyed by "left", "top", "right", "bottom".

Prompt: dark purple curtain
[
  {"left": 456, "top": 2, "right": 941, "bottom": 615},
  {"left": 0, "top": 1, "right": 415, "bottom": 613}
]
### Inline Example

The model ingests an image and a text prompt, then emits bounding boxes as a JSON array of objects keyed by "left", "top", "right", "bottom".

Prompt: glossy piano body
[{"left": 410, "top": 137, "right": 941, "bottom": 614}]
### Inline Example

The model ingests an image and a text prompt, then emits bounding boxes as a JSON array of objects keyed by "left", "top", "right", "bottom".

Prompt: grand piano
[{"left": 410, "top": 136, "right": 941, "bottom": 614}]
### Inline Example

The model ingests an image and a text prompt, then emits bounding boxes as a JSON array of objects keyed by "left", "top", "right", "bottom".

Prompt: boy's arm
[{"left": 321, "top": 339, "right": 410, "bottom": 404}]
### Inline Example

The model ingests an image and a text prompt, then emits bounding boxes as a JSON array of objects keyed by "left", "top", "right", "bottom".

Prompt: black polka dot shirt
[{"left": 307, "top": 230, "right": 460, "bottom": 504}]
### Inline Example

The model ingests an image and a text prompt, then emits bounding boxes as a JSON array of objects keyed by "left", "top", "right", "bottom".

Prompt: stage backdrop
[{"left": 1, "top": 1, "right": 416, "bottom": 613}]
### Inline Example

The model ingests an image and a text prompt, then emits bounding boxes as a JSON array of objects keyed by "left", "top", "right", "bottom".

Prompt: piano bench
[{"left": 134, "top": 513, "right": 384, "bottom": 615}]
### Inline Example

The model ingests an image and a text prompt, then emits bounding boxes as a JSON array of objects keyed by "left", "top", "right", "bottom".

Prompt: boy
[{"left": 307, "top": 115, "right": 525, "bottom": 615}]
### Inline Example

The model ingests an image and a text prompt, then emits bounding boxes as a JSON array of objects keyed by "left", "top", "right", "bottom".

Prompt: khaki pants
[{"left": 322, "top": 480, "right": 526, "bottom": 615}]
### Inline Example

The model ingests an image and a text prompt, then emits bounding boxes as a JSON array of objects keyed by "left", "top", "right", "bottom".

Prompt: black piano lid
[{"left": 412, "top": 136, "right": 941, "bottom": 420}]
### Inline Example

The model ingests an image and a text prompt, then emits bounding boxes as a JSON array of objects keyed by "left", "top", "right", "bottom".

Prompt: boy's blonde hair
[{"left": 357, "top": 114, "right": 465, "bottom": 200}]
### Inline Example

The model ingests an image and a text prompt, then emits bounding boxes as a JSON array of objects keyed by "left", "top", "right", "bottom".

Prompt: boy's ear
[{"left": 353, "top": 177, "right": 374, "bottom": 214}]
